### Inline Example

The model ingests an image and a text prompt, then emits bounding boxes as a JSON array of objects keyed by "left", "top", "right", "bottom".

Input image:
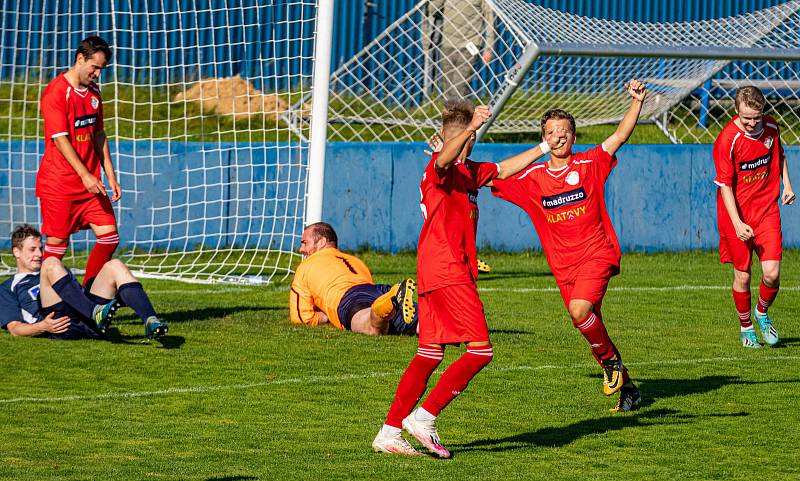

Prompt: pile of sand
[{"left": 173, "top": 75, "right": 288, "bottom": 119}]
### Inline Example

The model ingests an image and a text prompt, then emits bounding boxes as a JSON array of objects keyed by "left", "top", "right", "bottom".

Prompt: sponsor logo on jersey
[
  {"left": 541, "top": 187, "right": 586, "bottom": 210},
  {"left": 739, "top": 154, "right": 770, "bottom": 172},
  {"left": 547, "top": 205, "right": 587, "bottom": 223},
  {"left": 91, "top": 96, "right": 99, "bottom": 109},
  {"left": 74, "top": 113, "right": 97, "bottom": 128},
  {"left": 28, "top": 285, "right": 39, "bottom": 301},
  {"left": 764, "top": 136, "right": 773, "bottom": 150},
  {"left": 467, "top": 190, "right": 478, "bottom": 205},
  {"left": 75, "top": 133, "right": 91, "bottom": 142},
  {"left": 566, "top": 171, "right": 580, "bottom": 186},
  {"left": 741, "top": 171, "right": 768, "bottom": 184}
]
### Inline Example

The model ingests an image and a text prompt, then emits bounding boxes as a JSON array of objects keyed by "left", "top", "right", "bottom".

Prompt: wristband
[{"left": 538, "top": 141, "right": 550, "bottom": 154}]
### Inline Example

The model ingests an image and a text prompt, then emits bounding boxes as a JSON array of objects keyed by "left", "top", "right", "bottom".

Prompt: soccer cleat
[
  {"left": 601, "top": 356, "right": 624, "bottom": 396},
  {"left": 392, "top": 278, "right": 416, "bottom": 325},
  {"left": 144, "top": 316, "right": 169, "bottom": 339},
  {"left": 402, "top": 410, "right": 451, "bottom": 459},
  {"left": 610, "top": 382, "right": 641, "bottom": 413},
  {"left": 740, "top": 329, "right": 762, "bottom": 349},
  {"left": 477, "top": 258, "right": 492, "bottom": 273},
  {"left": 92, "top": 299, "right": 120, "bottom": 333},
  {"left": 372, "top": 430, "right": 422, "bottom": 456},
  {"left": 754, "top": 310, "right": 780, "bottom": 346}
]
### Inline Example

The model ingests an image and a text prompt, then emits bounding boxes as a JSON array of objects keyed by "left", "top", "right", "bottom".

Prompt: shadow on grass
[
  {"left": 633, "top": 375, "right": 800, "bottom": 408},
  {"left": 104, "top": 328, "right": 187, "bottom": 349},
  {"left": 162, "top": 305, "right": 282, "bottom": 323},
  {"left": 452, "top": 409, "right": 748, "bottom": 453},
  {"left": 771, "top": 337, "right": 800, "bottom": 348},
  {"left": 206, "top": 476, "right": 258, "bottom": 481}
]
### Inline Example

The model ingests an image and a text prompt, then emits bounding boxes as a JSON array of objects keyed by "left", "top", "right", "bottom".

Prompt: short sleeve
[
  {"left": 713, "top": 132, "right": 735, "bottom": 187},
  {"left": 491, "top": 172, "right": 532, "bottom": 209},
  {"left": 0, "top": 286, "right": 22, "bottom": 329},
  {"left": 592, "top": 144, "right": 618, "bottom": 182},
  {"left": 469, "top": 160, "right": 500, "bottom": 187},
  {"left": 42, "top": 88, "right": 69, "bottom": 139}
]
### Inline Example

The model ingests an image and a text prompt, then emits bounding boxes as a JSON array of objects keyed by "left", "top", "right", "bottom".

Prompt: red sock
[
  {"left": 757, "top": 281, "right": 779, "bottom": 316},
  {"left": 83, "top": 231, "right": 119, "bottom": 287},
  {"left": 732, "top": 288, "right": 752, "bottom": 328},
  {"left": 575, "top": 312, "right": 616, "bottom": 363},
  {"left": 420, "top": 345, "right": 493, "bottom": 417},
  {"left": 385, "top": 346, "right": 443, "bottom": 428},
  {"left": 43, "top": 241, "right": 68, "bottom": 261}
]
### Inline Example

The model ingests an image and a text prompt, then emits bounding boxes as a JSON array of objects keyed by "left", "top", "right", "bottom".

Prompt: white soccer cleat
[
  {"left": 402, "top": 409, "right": 451, "bottom": 459},
  {"left": 372, "top": 430, "right": 422, "bottom": 456}
]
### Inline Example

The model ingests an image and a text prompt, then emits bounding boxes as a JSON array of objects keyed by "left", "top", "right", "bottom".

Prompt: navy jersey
[{"left": 0, "top": 272, "right": 42, "bottom": 329}]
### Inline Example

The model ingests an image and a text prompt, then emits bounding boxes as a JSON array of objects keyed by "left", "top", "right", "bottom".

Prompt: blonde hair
[{"left": 735, "top": 86, "right": 766, "bottom": 112}]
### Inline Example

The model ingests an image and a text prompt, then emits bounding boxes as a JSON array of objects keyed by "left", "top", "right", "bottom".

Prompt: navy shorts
[
  {"left": 38, "top": 289, "right": 112, "bottom": 340},
  {"left": 337, "top": 283, "right": 418, "bottom": 335}
]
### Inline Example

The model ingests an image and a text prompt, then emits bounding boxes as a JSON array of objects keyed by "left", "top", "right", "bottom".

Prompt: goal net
[
  {"left": 0, "top": 1, "right": 318, "bottom": 283},
  {"left": 298, "top": 0, "right": 800, "bottom": 145}
]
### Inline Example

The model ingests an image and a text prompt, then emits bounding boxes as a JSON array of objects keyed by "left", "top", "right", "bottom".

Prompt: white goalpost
[{"left": 0, "top": 1, "right": 331, "bottom": 284}]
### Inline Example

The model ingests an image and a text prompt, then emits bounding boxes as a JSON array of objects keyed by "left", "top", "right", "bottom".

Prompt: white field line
[
  {"left": 148, "top": 285, "right": 800, "bottom": 295},
  {"left": 3, "top": 354, "right": 799, "bottom": 405},
  {"left": 479, "top": 285, "right": 800, "bottom": 293}
]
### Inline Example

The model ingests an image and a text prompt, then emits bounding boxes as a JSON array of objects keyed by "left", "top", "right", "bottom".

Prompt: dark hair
[
  {"left": 306, "top": 222, "right": 338, "bottom": 246},
  {"left": 540, "top": 109, "right": 576, "bottom": 139},
  {"left": 441, "top": 98, "right": 474, "bottom": 131},
  {"left": 11, "top": 224, "right": 41, "bottom": 250},
  {"left": 75, "top": 36, "right": 112, "bottom": 63},
  {"left": 735, "top": 86, "right": 766, "bottom": 112}
]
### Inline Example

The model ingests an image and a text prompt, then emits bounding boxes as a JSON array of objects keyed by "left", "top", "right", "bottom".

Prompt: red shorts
[
  {"left": 557, "top": 259, "right": 619, "bottom": 309},
  {"left": 39, "top": 195, "right": 117, "bottom": 239},
  {"left": 418, "top": 283, "right": 488, "bottom": 345},
  {"left": 719, "top": 217, "right": 782, "bottom": 271}
]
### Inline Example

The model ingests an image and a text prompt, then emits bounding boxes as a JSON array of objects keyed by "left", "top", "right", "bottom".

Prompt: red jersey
[
  {"left": 36, "top": 73, "right": 104, "bottom": 200},
  {"left": 417, "top": 153, "right": 499, "bottom": 293},
  {"left": 491, "top": 145, "right": 621, "bottom": 285},
  {"left": 713, "top": 115, "right": 784, "bottom": 235}
]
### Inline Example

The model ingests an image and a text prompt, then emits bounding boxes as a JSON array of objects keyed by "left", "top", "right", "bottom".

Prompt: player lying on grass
[
  {"left": 372, "top": 100, "right": 550, "bottom": 458},
  {"left": 490, "top": 80, "right": 648, "bottom": 413},
  {"left": 290, "top": 222, "right": 417, "bottom": 336},
  {"left": 0, "top": 224, "right": 168, "bottom": 340},
  {"left": 713, "top": 85, "right": 794, "bottom": 349}
]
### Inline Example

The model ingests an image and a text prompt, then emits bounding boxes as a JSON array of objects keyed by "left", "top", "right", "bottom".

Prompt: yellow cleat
[
  {"left": 477, "top": 258, "right": 492, "bottom": 273},
  {"left": 601, "top": 356, "right": 624, "bottom": 396},
  {"left": 392, "top": 278, "right": 416, "bottom": 325}
]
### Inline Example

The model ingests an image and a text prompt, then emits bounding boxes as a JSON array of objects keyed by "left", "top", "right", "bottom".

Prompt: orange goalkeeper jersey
[{"left": 289, "top": 247, "right": 374, "bottom": 329}]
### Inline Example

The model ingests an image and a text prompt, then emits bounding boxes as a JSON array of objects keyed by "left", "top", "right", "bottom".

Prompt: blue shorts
[
  {"left": 337, "top": 283, "right": 417, "bottom": 335},
  {"left": 38, "top": 288, "right": 111, "bottom": 340}
]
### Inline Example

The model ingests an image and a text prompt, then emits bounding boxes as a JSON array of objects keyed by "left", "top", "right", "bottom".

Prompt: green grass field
[{"left": 1, "top": 250, "right": 799, "bottom": 480}]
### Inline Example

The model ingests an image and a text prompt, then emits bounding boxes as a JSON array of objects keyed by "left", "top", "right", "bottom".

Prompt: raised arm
[
  {"left": 436, "top": 106, "right": 491, "bottom": 174},
  {"left": 602, "top": 79, "right": 647, "bottom": 157}
]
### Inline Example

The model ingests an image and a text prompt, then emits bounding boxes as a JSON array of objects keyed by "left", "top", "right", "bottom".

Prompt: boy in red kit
[
  {"left": 372, "top": 100, "right": 549, "bottom": 458},
  {"left": 36, "top": 36, "right": 121, "bottom": 287},
  {"left": 490, "top": 80, "right": 647, "bottom": 413},
  {"left": 713, "top": 86, "right": 794, "bottom": 348}
]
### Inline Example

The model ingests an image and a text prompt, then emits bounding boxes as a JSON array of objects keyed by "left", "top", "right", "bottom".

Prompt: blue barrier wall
[
  {"left": 324, "top": 142, "right": 800, "bottom": 252},
  {"left": 2, "top": 141, "right": 796, "bottom": 253}
]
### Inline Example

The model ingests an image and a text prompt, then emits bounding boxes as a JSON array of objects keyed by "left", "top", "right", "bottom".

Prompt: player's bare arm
[
  {"left": 7, "top": 313, "right": 71, "bottom": 337},
  {"left": 602, "top": 79, "right": 647, "bottom": 156},
  {"left": 494, "top": 135, "right": 564, "bottom": 180},
  {"left": 719, "top": 185, "right": 754, "bottom": 241},
  {"left": 436, "top": 106, "right": 490, "bottom": 174},
  {"left": 781, "top": 153, "right": 795, "bottom": 205},
  {"left": 53, "top": 136, "right": 107, "bottom": 196},
  {"left": 95, "top": 130, "right": 121, "bottom": 201}
]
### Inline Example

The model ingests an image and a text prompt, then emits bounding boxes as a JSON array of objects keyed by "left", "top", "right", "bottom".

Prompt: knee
[
  {"left": 762, "top": 271, "right": 780, "bottom": 288},
  {"left": 466, "top": 343, "right": 493, "bottom": 366},
  {"left": 568, "top": 304, "right": 592, "bottom": 325},
  {"left": 733, "top": 270, "right": 751, "bottom": 287},
  {"left": 41, "top": 256, "right": 63, "bottom": 278}
]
